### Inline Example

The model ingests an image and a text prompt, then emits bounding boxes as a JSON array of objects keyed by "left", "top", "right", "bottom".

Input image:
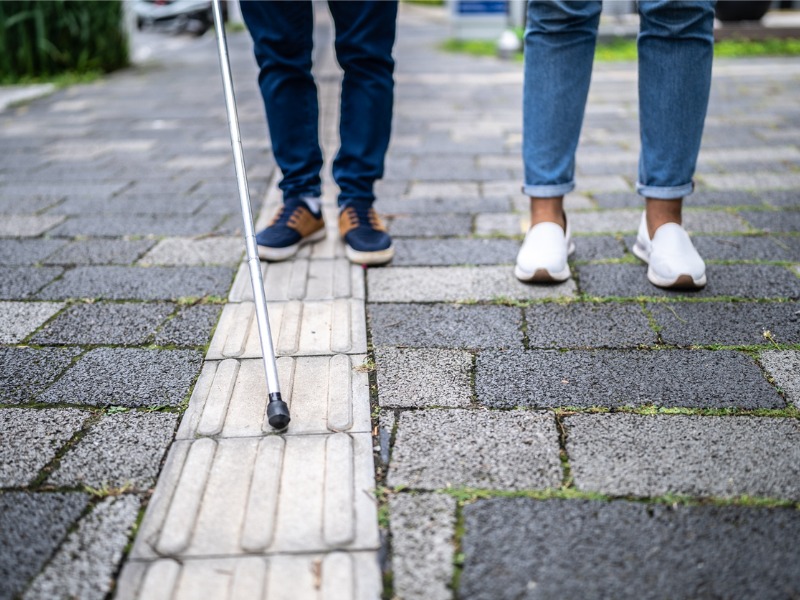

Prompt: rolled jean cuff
[
  {"left": 636, "top": 181, "right": 694, "bottom": 200},
  {"left": 523, "top": 181, "right": 575, "bottom": 198}
]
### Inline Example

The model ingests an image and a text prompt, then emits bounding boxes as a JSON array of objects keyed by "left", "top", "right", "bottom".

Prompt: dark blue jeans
[{"left": 240, "top": 0, "right": 398, "bottom": 206}]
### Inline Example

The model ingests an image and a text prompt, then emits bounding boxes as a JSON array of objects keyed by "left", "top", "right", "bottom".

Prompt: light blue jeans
[{"left": 523, "top": 0, "right": 716, "bottom": 200}]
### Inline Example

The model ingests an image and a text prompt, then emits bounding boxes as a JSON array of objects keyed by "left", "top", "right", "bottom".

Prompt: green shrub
[{"left": 0, "top": 0, "right": 128, "bottom": 82}]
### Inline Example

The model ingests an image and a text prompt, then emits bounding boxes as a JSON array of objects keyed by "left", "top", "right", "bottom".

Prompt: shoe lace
[
  {"left": 343, "top": 204, "right": 383, "bottom": 230},
  {"left": 270, "top": 203, "right": 307, "bottom": 229}
]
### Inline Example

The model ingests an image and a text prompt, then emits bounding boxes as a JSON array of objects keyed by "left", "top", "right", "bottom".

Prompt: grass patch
[
  {"left": 0, "top": 69, "right": 102, "bottom": 89},
  {"left": 442, "top": 36, "right": 800, "bottom": 62}
]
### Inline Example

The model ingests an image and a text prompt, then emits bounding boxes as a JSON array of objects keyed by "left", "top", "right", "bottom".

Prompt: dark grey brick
[
  {"left": 0, "top": 347, "right": 82, "bottom": 404},
  {"left": 476, "top": 349, "right": 783, "bottom": 409},
  {"left": 368, "top": 303, "right": 523, "bottom": 349},
  {"left": 380, "top": 196, "right": 510, "bottom": 215},
  {"left": 649, "top": 301, "right": 800, "bottom": 346},
  {"left": 153, "top": 303, "right": 222, "bottom": 347},
  {"left": 388, "top": 214, "right": 473, "bottom": 238},
  {"left": 0, "top": 239, "right": 67, "bottom": 265},
  {"left": 571, "top": 235, "right": 627, "bottom": 261},
  {"left": 594, "top": 190, "right": 765, "bottom": 210},
  {"left": 740, "top": 210, "right": 800, "bottom": 233},
  {"left": 688, "top": 235, "right": 799, "bottom": 261},
  {"left": 388, "top": 409, "right": 562, "bottom": 491},
  {"left": 31, "top": 302, "right": 175, "bottom": 345},
  {"left": 590, "top": 192, "right": 640, "bottom": 209},
  {"left": 48, "top": 412, "right": 179, "bottom": 489},
  {"left": 36, "top": 266, "right": 233, "bottom": 301},
  {"left": 0, "top": 266, "right": 63, "bottom": 299},
  {"left": 761, "top": 189, "right": 800, "bottom": 208},
  {"left": 39, "top": 348, "right": 203, "bottom": 408},
  {"left": 0, "top": 408, "right": 90, "bottom": 487},
  {"left": 460, "top": 498, "right": 800, "bottom": 600},
  {"left": 44, "top": 239, "right": 157, "bottom": 265},
  {"left": 566, "top": 413, "right": 800, "bottom": 499},
  {"left": 47, "top": 214, "right": 222, "bottom": 237},
  {"left": 577, "top": 264, "right": 800, "bottom": 299},
  {"left": 525, "top": 303, "right": 655, "bottom": 348},
  {"left": 49, "top": 194, "right": 205, "bottom": 215},
  {"left": 0, "top": 492, "right": 90, "bottom": 600},
  {"left": 392, "top": 238, "right": 518, "bottom": 266}
]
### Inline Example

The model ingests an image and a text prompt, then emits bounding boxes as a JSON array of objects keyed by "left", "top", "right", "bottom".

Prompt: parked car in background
[{"left": 133, "top": 0, "right": 227, "bottom": 36}]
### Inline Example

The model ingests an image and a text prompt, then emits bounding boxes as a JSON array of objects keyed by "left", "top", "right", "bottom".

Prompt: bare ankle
[
  {"left": 646, "top": 197, "right": 682, "bottom": 238},
  {"left": 530, "top": 197, "right": 565, "bottom": 230}
]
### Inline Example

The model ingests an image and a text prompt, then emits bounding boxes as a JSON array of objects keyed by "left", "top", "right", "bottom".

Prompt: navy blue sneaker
[
  {"left": 338, "top": 201, "right": 394, "bottom": 265},
  {"left": 256, "top": 198, "right": 326, "bottom": 261}
]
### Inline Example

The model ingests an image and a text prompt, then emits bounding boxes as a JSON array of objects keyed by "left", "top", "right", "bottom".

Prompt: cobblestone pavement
[
  {"left": 371, "top": 6, "right": 800, "bottom": 600},
  {"left": 1, "top": 4, "right": 799, "bottom": 600},
  {"left": 0, "top": 26, "right": 271, "bottom": 600}
]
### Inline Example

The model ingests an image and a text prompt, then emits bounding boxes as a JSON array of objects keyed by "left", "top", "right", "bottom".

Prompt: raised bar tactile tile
[
  {"left": 207, "top": 300, "right": 368, "bottom": 358},
  {"left": 228, "top": 259, "right": 364, "bottom": 302},
  {"left": 116, "top": 552, "right": 381, "bottom": 600},
  {"left": 177, "top": 355, "right": 371, "bottom": 437},
  {"left": 132, "top": 435, "right": 379, "bottom": 558}
]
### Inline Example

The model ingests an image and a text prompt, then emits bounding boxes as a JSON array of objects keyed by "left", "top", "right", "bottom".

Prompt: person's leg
[
  {"left": 516, "top": 0, "right": 600, "bottom": 282},
  {"left": 240, "top": 0, "right": 322, "bottom": 202},
  {"left": 240, "top": 1, "right": 326, "bottom": 261},
  {"left": 328, "top": 0, "right": 398, "bottom": 265},
  {"left": 637, "top": 0, "right": 715, "bottom": 232},
  {"left": 327, "top": 0, "right": 397, "bottom": 207},
  {"left": 633, "top": 0, "right": 715, "bottom": 288}
]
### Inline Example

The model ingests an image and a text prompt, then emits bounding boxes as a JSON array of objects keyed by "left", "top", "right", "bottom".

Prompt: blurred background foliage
[{"left": 0, "top": 0, "right": 128, "bottom": 83}]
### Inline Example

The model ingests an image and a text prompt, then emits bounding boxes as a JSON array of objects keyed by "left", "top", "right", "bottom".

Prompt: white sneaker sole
[
  {"left": 514, "top": 241, "right": 575, "bottom": 283},
  {"left": 257, "top": 228, "right": 326, "bottom": 262},
  {"left": 632, "top": 241, "right": 707, "bottom": 289},
  {"left": 345, "top": 244, "right": 395, "bottom": 266}
]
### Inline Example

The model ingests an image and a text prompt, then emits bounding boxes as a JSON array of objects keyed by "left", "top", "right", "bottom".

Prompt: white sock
[{"left": 301, "top": 196, "right": 321, "bottom": 215}]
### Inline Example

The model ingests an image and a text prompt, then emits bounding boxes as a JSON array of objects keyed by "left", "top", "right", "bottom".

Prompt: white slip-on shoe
[
  {"left": 514, "top": 218, "right": 575, "bottom": 283},
  {"left": 632, "top": 212, "right": 706, "bottom": 289}
]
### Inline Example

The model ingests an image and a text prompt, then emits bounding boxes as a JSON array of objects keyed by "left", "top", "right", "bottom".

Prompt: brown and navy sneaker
[
  {"left": 338, "top": 200, "right": 394, "bottom": 266},
  {"left": 256, "top": 197, "right": 326, "bottom": 261}
]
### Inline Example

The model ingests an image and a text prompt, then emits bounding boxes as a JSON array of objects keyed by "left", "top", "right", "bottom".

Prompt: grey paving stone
[
  {"left": 459, "top": 498, "right": 800, "bottom": 600},
  {"left": 48, "top": 412, "right": 178, "bottom": 489},
  {"left": 649, "top": 301, "right": 800, "bottom": 346},
  {"left": 31, "top": 302, "right": 175, "bottom": 345},
  {"left": 368, "top": 303, "right": 523, "bottom": 349},
  {"left": 0, "top": 301, "right": 64, "bottom": 343},
  {"left": 760, "top": 350, "right": 800, "bottom": 408},
  {"left": 525, "top": 302, "right": 655, "bottom": 348},
  {"left": 571, "top": 235, "right": 626, "bottom": 262},
  {"left": 49, "top": 194, "right": 206, "bottom": 215},
  {"left": 375, "top": 347, "right": 473, "bottom": 408},
  {"left": 688, "top": 235, "right": 799, "bottom": 261},
  {"left": 0, "top": 195, "right": 63, "bottom": 214},
  {"left": 474, "top": 213, "right": 521, "bottom": 237},
  {"left": 739, "top": 210, "right": 800, "bottom": 233},
  {"left": 0, "top": 214, "right": 65, "bottom": 237},
  {"left": 0, "top": 408, "right": 89, "bottom": 487},
  {"left": 39, "top": 348, "right": 203, "bottom": 408},
  {"left": 682, "top": 210, "right": 751, "bottom": 234},
  {"left": 47, "top": 214, "right": 222, "bottom": 237},
  {"left": 388, "top": 409, "right": 562, "bottom": 491},
  {"left": 36, "top": 266, "right": 233, "bottom": 301},
  {"left": 24, "top": 495, "right": 141, "bottom": 600},
  {"left": 381, "top": 196, "right": 509, "bottom": 215},
  {"left": 0, "top": 239, "right": 67, "bottom": 265},
  {"left": 0, "top": 266, "right": 63, "bottom": 299},
  {"left": 0, "top": 492, "right": 90, "bottom": 600},
  {"left": 389, "top": 493, "right": 456, "bottom": 600},
  {"left": 0, "top": 347, "right": 81, "bottom": 404},
  {"left": 388, "top": 214, "right": 473, "bottom": 238},
  {"left": 760, "top": 189, "right": 800, "bottom": 208},
  {"left": 577, "top": 264, "right": 800, "bottom": 299},
  {"left": 370, "top": 265, "right": 576, "bottom": 303},
  {"left": 391, "top": 238, "right": 518, "bottom": 266},
  {"left": 476, "top": 349, "right": 782, "bottom": 409},
  {"left": 138, "top": 237, "right": 244, "bottom": 266},
  {"left": 569, "top": 210, "right": 641, "bottom": 234},
  {"left": 153, "top": 303, "right": 222, "bottom": 347},
  {"left": 566, "top": 413, "right": 800, "bottom": 499},
  {"left": 44, "top": 239, "right": 156, "bottom": 266}
]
